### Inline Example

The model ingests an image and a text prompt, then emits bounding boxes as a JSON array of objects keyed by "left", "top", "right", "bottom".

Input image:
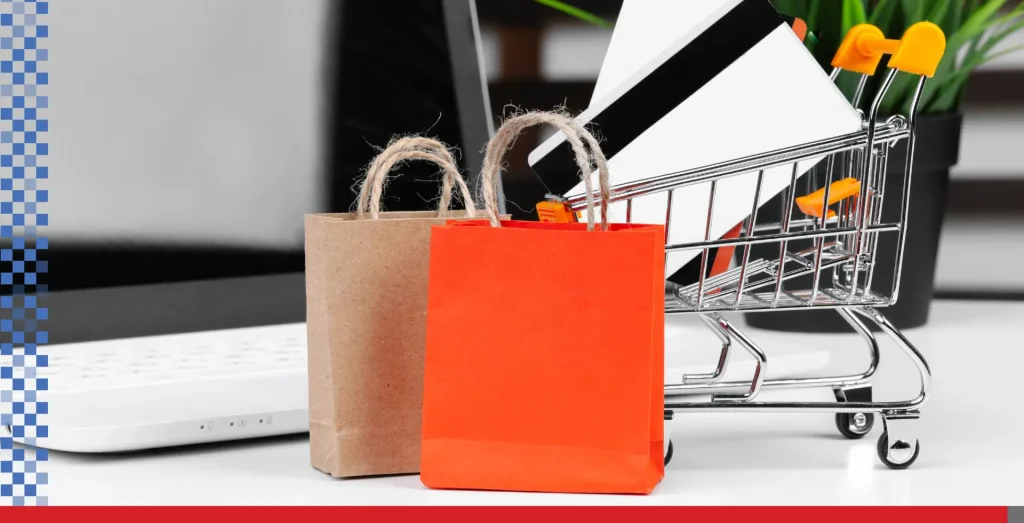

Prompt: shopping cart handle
[
  {"left": 832, "top": 22, "right": 945, "bottom": 78},
  {"left": 889, "top": 22, "right": 945, "bottom": 77},
  {"left": 796, "top": 177, "right": 861, "bottom": 219}
]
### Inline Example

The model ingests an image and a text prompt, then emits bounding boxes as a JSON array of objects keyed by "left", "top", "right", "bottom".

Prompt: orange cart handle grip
[
  {"left": 796, "top": 177, "right": 861, "bottom": 219},
  {"left": 832, "top": 22, "right": 946, "bottom": 77}
]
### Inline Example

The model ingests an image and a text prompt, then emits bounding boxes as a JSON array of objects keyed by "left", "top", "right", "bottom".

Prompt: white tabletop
[{"left": 44, "top": 300, "right": 1024, "bottom": 505}]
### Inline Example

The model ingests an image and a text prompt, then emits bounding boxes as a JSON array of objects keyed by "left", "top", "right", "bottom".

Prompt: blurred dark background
[{"left": 40, "top": 0, "right": 1024, "bottom": 299}]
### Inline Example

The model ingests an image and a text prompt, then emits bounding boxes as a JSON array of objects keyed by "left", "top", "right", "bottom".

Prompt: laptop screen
[
  {"left": 43, "top": 0, "right": 492, "bottom": 343},
  {"left": 48, "top": 0, "right": 487, "bottom": 292}
]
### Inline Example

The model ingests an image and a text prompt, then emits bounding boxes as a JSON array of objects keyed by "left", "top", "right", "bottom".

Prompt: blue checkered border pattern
[{"left": 0, "top": 0, "right": 48, "bottom": 507}]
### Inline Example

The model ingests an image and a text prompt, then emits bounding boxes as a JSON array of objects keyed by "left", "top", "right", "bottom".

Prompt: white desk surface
[{"left": 45, "top": 300, "right": 1024, "bottom": 505}]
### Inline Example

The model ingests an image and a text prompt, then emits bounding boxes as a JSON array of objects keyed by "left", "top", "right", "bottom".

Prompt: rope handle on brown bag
[
  {"left": 480, "top": 111, "right": 611, "bottom": 231},
  {"left": 356, "top": 136, "right": 477, "bottom": 220}
]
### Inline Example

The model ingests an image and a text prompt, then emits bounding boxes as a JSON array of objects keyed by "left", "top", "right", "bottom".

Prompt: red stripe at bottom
[{"left": 0, "top": 506, "right": 1010, "bottom": 523}]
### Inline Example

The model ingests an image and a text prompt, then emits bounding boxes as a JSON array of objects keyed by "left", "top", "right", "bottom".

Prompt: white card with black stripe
[{"left": 528, "top": 0, "right": 861, "bottom": 283}]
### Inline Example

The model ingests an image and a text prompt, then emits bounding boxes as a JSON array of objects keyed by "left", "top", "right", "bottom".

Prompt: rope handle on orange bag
[
  {"left": 356, "top": 136, "right": 477, "bottom": 220},
  {"left": 832, "top": 21, "right": 945, "bottom": 77},
  {"left": 482, "top": 111, "right": 611, "bottom": 231}
]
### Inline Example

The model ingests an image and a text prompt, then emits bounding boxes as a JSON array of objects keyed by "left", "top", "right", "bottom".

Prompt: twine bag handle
[
  {"left": 356, "top": 136, "right": 477, "bottom": 219},
  {"left": 480, "top": 111, "right": 610, "bottom": 231}
]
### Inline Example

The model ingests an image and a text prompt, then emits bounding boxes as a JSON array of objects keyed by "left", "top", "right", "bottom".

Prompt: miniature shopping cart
[{"left": 537, "top": 22, "right": 946, "bottom": 469}]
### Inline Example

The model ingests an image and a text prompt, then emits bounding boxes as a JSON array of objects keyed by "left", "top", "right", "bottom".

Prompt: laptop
[{"left": 4, "top": 0, "right": 496, "bottom": 453}]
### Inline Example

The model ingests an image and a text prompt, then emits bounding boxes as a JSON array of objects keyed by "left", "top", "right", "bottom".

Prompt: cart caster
[
  {"left": 835, "top": 412, "right": 874, "bottom": 439},
  {"left": 663, "top": 410, "right": 674, "bottom": 466},
  {"left": 876, "top": 410, "right": 920, "bottom": 469},
  {"left": 833, "top": 385, "right": 874, "bottom": 438},
  {"left": 876, "top": 432, "right": 919, "bottom": 469}
]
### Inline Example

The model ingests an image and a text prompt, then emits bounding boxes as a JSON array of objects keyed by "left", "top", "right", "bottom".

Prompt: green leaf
[
  {"left": 532, "top": 0, "right": 613, "bottom": 29},
  {"left": 950, "top": 20, "right": 1024, "bottom": 90},
  {"left": 869, "top": 0, "right": 899, "bottom": 34},
  {"left": 928, "top": 69, "right": 973, "bottom": 112},
  {"left": 965, "top": 0, "right": 985, "bottom": 19},
  {"left": 899, "top": 0, "right": 926, "bottom": 24},
  {"left": 951, "top": 9, "right": 1023, "bottom": 74},
  {"left": 772, "top": 0, "right": 806, "bottom": 17},
  {"left": 842, "top": 0, "right": 868, "bottom": 35},
  {"left": 926, "top": 0, "right": 951, "bottom": 26},
  {"left": 951, "top": 0, "right": 1009, "bottom": 47},
  {"left": 986, "top": 2, "right": 1024, "bottom": 29},
  {"left": 955, "top": 17, "right": 1024, "bottom": 74},
  {"left": 929, "top": 32, "right": 1024, "bottom": 111},
  {"left": 921, "top": 0, "right": 1010, "bottom": 103},
  {"left": 919, "top": 11, "right": 1024, "bottom": 112},
  {"left": 807, "top": 0, "right": 820, "bottom": 29},
  {"left": 809, "top": 0, "right": 847, "bottom": 68},
  {"left": 879, "top": 69, "right": 919, "bottom": 115},
  {"left": 942, "top": 0, "right": 965, "bottom": 38}
]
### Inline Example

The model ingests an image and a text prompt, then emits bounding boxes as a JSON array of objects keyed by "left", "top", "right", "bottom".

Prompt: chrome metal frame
[{"left": 548, "top": 67, "right": 932, "bottom": 468}]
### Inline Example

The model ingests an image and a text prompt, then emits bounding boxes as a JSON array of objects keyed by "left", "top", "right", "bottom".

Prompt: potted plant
[{"left": 540, "top": 0, "right": 1024, "bottom": 330}]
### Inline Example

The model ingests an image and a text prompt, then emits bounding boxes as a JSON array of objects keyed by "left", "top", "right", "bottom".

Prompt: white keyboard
[
  {"left": 2, "top": 323, "right": 311, "bottom": 453},
  {"left": 36, "top": 324, "right": 307, "bottom": 393}
]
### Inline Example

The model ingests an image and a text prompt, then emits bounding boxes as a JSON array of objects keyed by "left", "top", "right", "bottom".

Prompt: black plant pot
[{"left": 744, "top": 112, "right": 962, "bottom": 333}]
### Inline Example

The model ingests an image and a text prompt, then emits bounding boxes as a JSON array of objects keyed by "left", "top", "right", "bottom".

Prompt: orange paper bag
[{"left": 421, "top": 112, "right": 665, "bottom": 494}]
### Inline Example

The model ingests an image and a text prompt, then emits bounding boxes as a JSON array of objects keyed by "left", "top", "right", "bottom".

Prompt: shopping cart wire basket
[{"left": 537, "top": 22, "right": 946, "bottom": 469}]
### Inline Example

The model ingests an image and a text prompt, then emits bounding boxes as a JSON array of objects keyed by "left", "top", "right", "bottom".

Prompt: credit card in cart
[
  {"left": 535, "top": 12, "right": 814, "bottom": 284},
  {"left": 678, "top": 15, "right": 812, "bottom": 285}
]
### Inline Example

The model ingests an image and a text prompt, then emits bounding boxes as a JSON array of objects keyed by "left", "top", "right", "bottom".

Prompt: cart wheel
[
  {"left": 876, "top": 431, "right": 919, "bottom": 469},
  {"left": 835, "top": 412, "right": 874, "bottom": 439},
  {"left": 664, "top": 440, "right": 674, "bottom": 466}
]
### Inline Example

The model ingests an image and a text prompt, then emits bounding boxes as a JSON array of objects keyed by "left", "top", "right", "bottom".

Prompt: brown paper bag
[{"left": 305, "top": 137, "right": 481, "bottom": 478}]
